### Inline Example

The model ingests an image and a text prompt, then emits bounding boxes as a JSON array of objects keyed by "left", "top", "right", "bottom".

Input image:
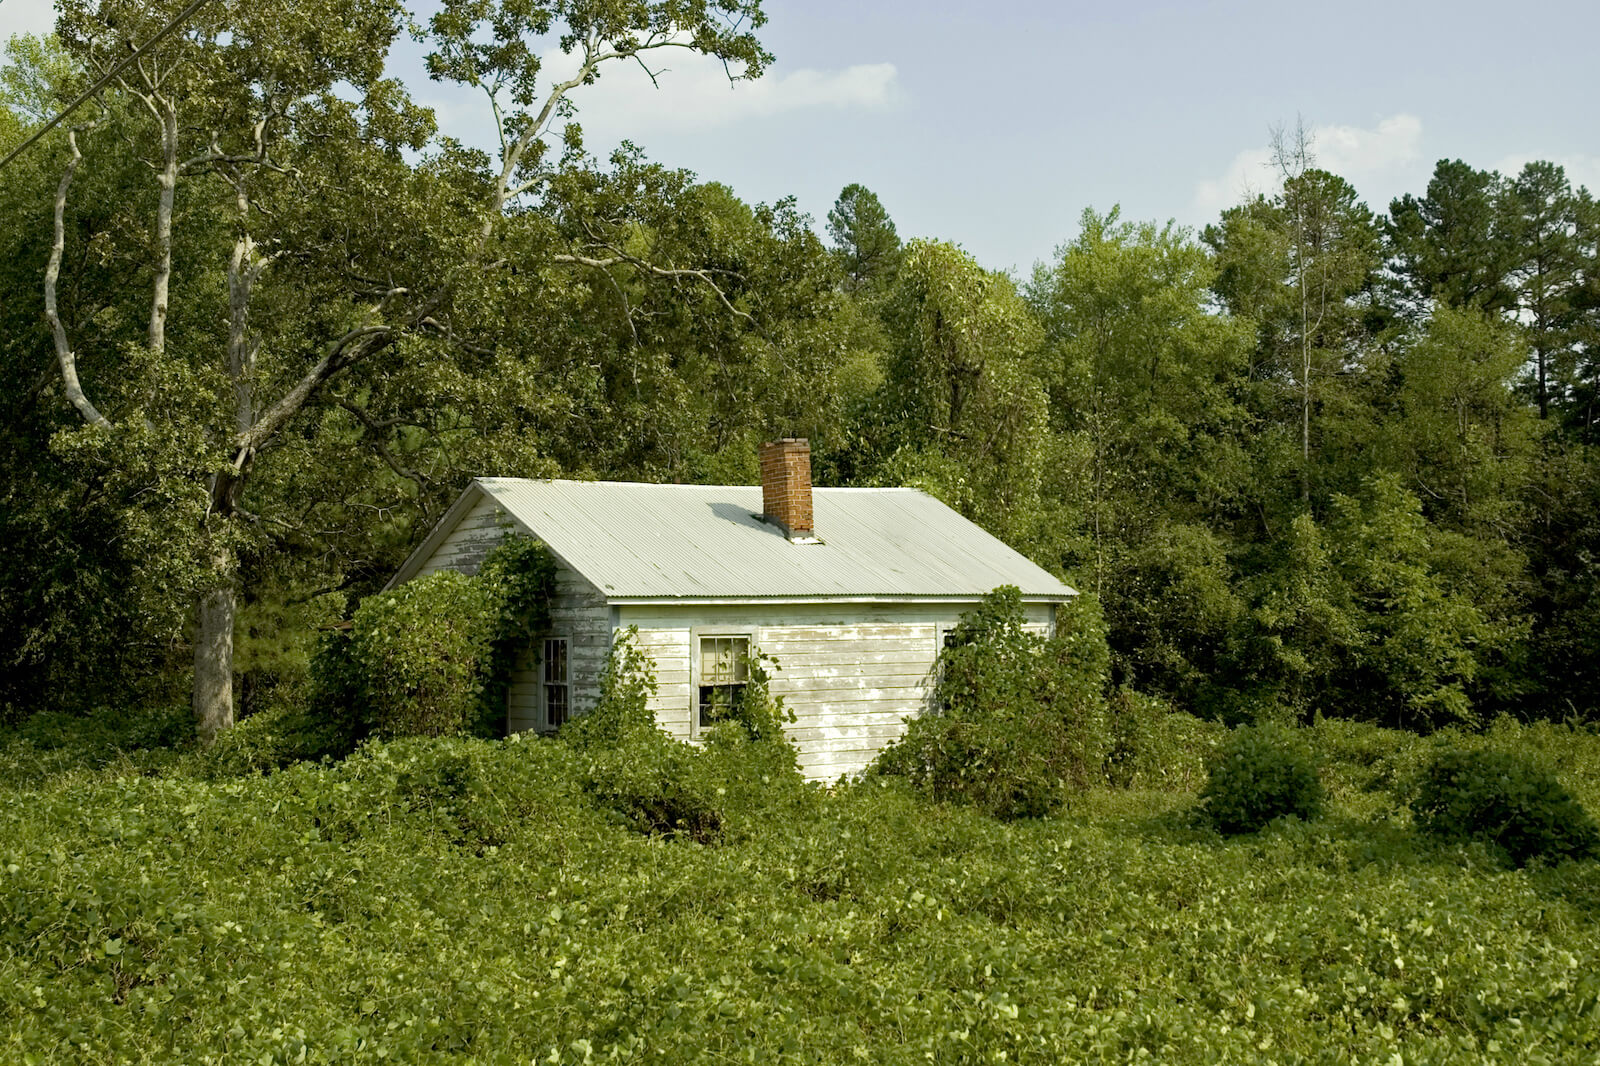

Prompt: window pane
[
  {"left": 697, "top": 637, "right": 751, "bottom": 729},
  {"left": 546, "top": 683, "right": 568, "bottom": 727},
  {"left": 698, "top": 683, "right": 746, "bottom": 728},
  {"left": 700, "top": 636, "right": 749, "bottom": 684},
  {"left": 544, "top": 638, "right": 567, "bottom": 684}
]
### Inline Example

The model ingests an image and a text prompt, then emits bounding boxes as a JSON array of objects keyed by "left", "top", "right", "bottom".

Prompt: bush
[
  {"left": 1411, "top": 747, "right": 1600, "bottom": 867},
  {"left": 1200, "top": 722, "right": 1325, "bottom": 834},
  {"left": 1104, "top": 690, "right": 1227, "bottom": 790},
  {"left": 0, "top": 705, "right": 191, "bottom": 786},
  {"left": 347, "top": 570, "right": 499, "bottom": 737},
  {"left": 569, "top": 631, "right": 805, "bottom": 843},
  {"left": 874, "top": 587, "right": 1111, "bottom": 820},
  {"left": 318, "top": 538, "right": 558, "bottom": 740},
  {"left": 568, "top": 630, "right": 726, "bottom": 842},
  {"left": 191, "top": 701, "right": 361, "bottom": 779}
]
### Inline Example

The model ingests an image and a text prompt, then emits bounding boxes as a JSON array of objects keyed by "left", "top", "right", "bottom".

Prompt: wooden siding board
[{"left": 613, "top": 605, "right": 954, "bottom": 781}]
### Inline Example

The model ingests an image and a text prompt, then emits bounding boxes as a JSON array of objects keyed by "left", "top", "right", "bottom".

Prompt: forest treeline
[{"left": 1, "top": 7, "right": 1597, "bottom": 736}]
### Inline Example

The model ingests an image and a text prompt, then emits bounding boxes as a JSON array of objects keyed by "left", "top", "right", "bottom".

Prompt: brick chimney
[{"left": 759, "top": 438, "right": 815, "bottom": 541}]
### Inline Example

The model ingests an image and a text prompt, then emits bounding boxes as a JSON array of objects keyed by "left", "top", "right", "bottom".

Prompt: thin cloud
[
  {"left": 538, "top": 46, "right": 900, "bottom": 137},
  {"left": 1192, "top": 114, "right": 1424, "bottom": 218},
  {"left": 1493, "top": 152, "right": 1600, "bottom": 195}
]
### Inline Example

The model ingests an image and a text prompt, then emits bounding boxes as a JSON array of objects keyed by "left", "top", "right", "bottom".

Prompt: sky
[{"left": 5, "top": 0, "right": 1599, "bottom": 274}]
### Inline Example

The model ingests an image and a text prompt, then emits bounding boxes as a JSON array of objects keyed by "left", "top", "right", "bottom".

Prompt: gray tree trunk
[{"left": 193, "top": 578, "right": 236, "bottom": 746}]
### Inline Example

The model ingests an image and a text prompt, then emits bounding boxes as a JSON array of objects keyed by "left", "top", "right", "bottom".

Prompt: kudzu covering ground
[{"left": 1, "top": 715, "right": 1598, "bottom": 1065}]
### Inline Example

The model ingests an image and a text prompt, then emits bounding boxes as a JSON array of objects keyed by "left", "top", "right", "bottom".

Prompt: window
[
  {"left": 696, "top": 634, "right": 750, "bottom": 731},
  {"left": 935, "top": 625, "right": 969, "bottom": 710},
  {"left": 543, "top": 637, "right": 569, "bottom": 729}
]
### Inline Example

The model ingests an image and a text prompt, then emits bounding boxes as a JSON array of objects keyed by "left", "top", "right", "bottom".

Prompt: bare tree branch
[
  {"left": 552, "top": 251, "right": 753, "bottom": 325},
  {"left": 44, "top": 128, "right": 111, "bottom": 430},
  {"left": 337, "top": 398, "right": 432, "bottom": 500}
]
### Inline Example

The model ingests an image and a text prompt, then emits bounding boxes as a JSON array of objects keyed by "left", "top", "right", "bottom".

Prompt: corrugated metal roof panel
[{"left": 475, "top": 478, "right": 1076, "bottom": 602}]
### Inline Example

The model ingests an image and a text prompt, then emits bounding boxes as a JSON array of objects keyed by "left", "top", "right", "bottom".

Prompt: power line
[{"left": 0, "top": 0, "right": 216, "bottom": 173}]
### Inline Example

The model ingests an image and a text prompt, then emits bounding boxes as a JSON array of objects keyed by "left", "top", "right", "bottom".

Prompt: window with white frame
[
  {"left": 696, "top": 634, "right": 751, "bottom": 731},
  {"left": 542, "top": 637, "right": 570, "bottom": 729}
]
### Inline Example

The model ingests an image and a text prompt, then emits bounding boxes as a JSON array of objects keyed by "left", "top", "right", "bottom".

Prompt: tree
[
  {"left": 859, "top": 240, "right": 1049, "bottom": 548},
  {"left": 1205, "top": 160, "right": 1382, "bottom": 511},
  {"left": 1377, "top": 307, "right": 1535, "bottom": 538},
  {"left": 26, "top": 0, "right": 772, "bottom": 741},
  {"left": 1026, "top": 207, "right": 1254, "bottom": 695},
  {"left": 826, "top": 182, "right": 901, "bottom": 290},
  {"left": 1571, "top": 188, "right": 1600, "bottom": 439},
  {"left": 1385, "top": 159, "right": 1516, "bottom": 317},
  {"left": 1501, "top": 161, "right": 1582, "bottom": 420}
]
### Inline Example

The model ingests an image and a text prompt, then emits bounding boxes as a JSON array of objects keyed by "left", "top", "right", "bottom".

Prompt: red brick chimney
[{"left": 759, "top": 438, "right": 815, "bottom": 541}]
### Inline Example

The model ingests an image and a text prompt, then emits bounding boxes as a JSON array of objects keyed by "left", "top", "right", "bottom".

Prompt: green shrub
[
  {"left": 0, "top": 705, "right": 191, "bottom": 786},
  {"left": 474, "top": 536, "right": 558, "bottom": 731},
  {"left": 875, "top": 587, "right": 1111, "bottom": 820},
  {"left": 320, "top": 538, "right": 558, "bottom": 740},
  {"left": 1411, "top": 747, "right": 1600, "bottom": 867},
  {"left": 347, "top": 570, "right": 499, "bottom": 737},
  {"left": 7, "top": 716, "right": 1600, "bottom": 1061},
  {"left": 568, "top": 630, "right": 726, "bottom": 842},
  {"left": 1200, "top": 722, "right": 1325, "bottom": 833},
  {"left": 569, "top": 631, "right": 805, "bottom": 843},
  {"left": 191, "top": 701, "right": 361, "bottom": 779},
  {"left": 560, "top": 628, "right": 660, "bottom": 752},
  {"left": 1103, "top": 688, "right": 1228, "bottom": 790},
  {"left": 1104, "top": 690, "right": 1228, "bottom": 791}
]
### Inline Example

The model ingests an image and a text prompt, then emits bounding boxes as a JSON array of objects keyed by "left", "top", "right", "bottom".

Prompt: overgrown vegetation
[
  {"left": 1198, "top": 721, "right": 1326, "bottom": 834},
  {"left": 308, "top": 537, "right": 557, "bottom": 742},
  {"left": 571, "top": 630, "right": 803, "bottom": 844},
  {"left": 1411, "top": 747, "right": 1600, "bottom": 867},
  {"left": 874, "top": 588, "right": 1111, "bottom": 819},
  {"left": 2, "top": 709, "right": 1597, "bottom": 1063},
  {"left": 4, "top": 1, "right": 1600, "bottom": 1056},
  {"left": 6, "top": 14, "right": 1600, "bottom": 739}
]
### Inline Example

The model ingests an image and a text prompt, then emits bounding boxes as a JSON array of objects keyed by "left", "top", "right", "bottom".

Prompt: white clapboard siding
[
  {"left": 504, "top": 557, "right": 611, "bottom": 732},
  {"left": 404, "top": 495, "right": 612, "bottom": 734},
  {"left": 616, "top": 604, "right": 989, "bottom": 782},
  {"left": 414, "top": 494, "right": 511, "bottom": 579}
]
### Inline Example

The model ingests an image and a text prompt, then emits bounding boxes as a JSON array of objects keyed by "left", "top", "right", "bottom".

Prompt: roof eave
[{"left": 607, "top": 591, "right": 1078, "bottom": 606}]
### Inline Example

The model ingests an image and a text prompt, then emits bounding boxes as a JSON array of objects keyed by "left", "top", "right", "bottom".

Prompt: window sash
[
  {"left": 543, "top": 637, "right": 569, "bottom": 728},
  {"left": 696, "top": 635, "right": 750, "bottom": 729}
]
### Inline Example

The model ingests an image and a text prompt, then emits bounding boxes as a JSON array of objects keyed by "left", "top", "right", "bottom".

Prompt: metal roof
[{"left": 470, "top": 478, "right": 1076, "bottom": 603}]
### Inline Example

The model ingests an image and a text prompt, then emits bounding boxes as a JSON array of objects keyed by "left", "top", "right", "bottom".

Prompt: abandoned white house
[{"left": 387, "top": 439, "right": 1077, "bottom": 780}]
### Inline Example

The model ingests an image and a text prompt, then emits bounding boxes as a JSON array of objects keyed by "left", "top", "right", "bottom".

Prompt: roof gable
[{"left": 440, "top": 478, "right": 1075, "bottom": 603}]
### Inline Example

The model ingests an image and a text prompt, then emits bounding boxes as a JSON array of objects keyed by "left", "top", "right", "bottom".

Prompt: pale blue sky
[{"left": 6, "top": 0, "right": 1598, "bottom": 272}]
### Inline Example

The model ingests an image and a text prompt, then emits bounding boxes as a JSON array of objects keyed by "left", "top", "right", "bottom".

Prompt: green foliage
[
  {"left": 1411, "top": 747, "right": 1600, "bottom": 867},
  {"left": 568, "top": 630, "right": 805, "bottom": 844},
  {"left": 1200, "top": 722, "right": 1325, "bottom": 834},
  {"left": 559, "top": 627, "right": 661, "bottom": 752},
  {"left": 0, "top": 705, "right": 192, "bottom": 785},
  {"left": 347, "top": 570, "right": 500, "bottom": 738},
  {"left": 855, "top": 240, "right": 1051, "bottom": 549},
  {"left": 192, "top": 701, "right": 361, "bottom": 779},
  {"left": 876, "top": 587, "right": 1111, "bottom": 819},
  {"left": 474, "top": 535, "right": 558, "bottom": 727},
  {"left": 827, "top": 182, "right": 902, "bottom": 289},
  {"left": 5, "top": 720, "right": 1600, "bottom": 1062},
  {"left": 320, "top": 537, "right": 558, "bottom": 741},
  {"left": 1105, "top": 689, "right": 1226, "bottom": 790}
]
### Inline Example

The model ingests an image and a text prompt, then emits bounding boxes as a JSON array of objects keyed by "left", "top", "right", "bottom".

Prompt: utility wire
[{"left": 0, "top": 0, "right": 216, "bottom": 173}]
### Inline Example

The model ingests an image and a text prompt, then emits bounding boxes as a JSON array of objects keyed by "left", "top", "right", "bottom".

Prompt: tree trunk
[
  {"left": 193, "top": 571, "right": 236, "bottom": 747},
  {"left": 148, "top": 99, "right": 178, "bottom": 354}
]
